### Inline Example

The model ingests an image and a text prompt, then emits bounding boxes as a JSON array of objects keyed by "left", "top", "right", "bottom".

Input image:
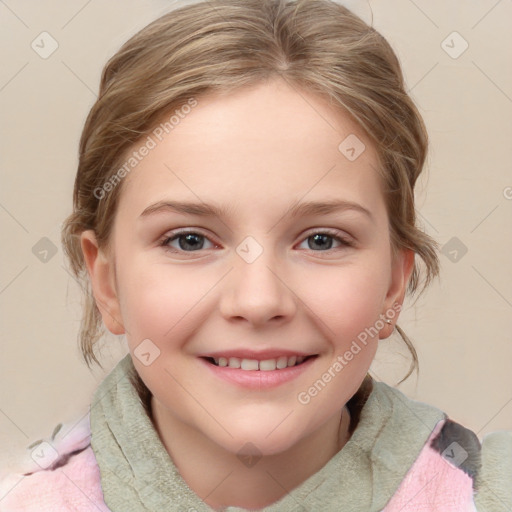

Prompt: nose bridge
[{"left": 220, "top": 236, "right": 296, "bottom": 325}]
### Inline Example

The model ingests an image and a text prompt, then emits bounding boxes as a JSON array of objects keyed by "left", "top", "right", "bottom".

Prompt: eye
[
  {"left": 297, "top": 229, "right": 354, "bottom": 252},
  {"left": 160, "top": 230, "right": 216, "bottom": 252},
  {"left": 159, "top": 228, "right": 354, "bottom": 255}
]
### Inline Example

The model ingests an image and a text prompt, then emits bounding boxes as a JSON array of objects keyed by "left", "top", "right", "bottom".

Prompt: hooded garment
[{"left": 1, "top": 353, "right": 511, "bottom": 511}]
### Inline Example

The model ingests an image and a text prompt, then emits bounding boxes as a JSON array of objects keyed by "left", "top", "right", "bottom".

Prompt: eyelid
[{"left": 301, "top": 227, "right": 353, "bottom": 241}]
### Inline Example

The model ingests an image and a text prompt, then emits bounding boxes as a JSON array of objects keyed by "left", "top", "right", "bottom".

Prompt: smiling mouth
[{"left": 202, "top": 355, "right": 317, "bottom": 371}]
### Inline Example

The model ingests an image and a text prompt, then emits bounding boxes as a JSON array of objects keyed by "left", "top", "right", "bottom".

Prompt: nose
[{"left": 219, "top": 247, "right": 297, "bottom": 327}]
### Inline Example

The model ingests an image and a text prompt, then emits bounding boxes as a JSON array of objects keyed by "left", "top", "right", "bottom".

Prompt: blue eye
[
  {"left": 161, "top": 231, "right": 215, "bottom": 252},
  {"left": 160, "top": 229, "right": 353, "bottom": 254},
  {"left": 298, "top": 231, "right": 353, "bottom": 251}
]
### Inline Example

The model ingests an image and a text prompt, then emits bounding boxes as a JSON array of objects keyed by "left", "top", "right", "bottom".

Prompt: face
[{"left": 83, "top": 78, "right": 412, "bottom": 456}]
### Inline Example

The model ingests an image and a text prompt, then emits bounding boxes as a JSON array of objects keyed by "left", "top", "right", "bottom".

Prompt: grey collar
[{"left": 90, "top": 354, "right": 446, "bottom": 511}]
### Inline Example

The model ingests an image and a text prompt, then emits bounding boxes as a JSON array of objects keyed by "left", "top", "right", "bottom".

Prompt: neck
[{"left": 151, "top": 399, "right": 351, "bottom": 510}]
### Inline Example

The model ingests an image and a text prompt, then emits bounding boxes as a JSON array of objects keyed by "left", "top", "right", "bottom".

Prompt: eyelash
[{"left": 159, "top": 228, "right": 355, "bottom": 255}]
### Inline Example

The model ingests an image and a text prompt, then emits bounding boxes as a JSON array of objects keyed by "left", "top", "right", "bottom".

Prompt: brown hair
[{"left": 62, "top": 0, "right": 440, "bottom": 391}]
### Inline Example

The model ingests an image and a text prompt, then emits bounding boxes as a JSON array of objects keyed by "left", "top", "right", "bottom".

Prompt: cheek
[
  {"left": 297, "top": 258, "right": 390, "bottom": 337},
  {"left": 116, "top": 254, "right": 213, "bottom": 344},
  {"left": 115, "top": 237, "right": 391, "bottom": 348}
]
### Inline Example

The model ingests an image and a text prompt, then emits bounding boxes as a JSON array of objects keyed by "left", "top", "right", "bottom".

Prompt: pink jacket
[
  {"left": 0, "top": 415, "right": 109, "bottom": 511},
  {"left": 1, "top": 355, "right": 510, "bottom": 512},
  {"left": 0, "top": 414, "right": 499, "bottom": 511}
]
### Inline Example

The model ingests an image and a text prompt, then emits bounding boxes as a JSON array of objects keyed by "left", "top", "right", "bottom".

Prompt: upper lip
[{"left": 199, "top": 350, "right": 316, "bottom": 360}]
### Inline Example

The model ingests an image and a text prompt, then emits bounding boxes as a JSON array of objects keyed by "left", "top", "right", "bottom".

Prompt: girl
[{"left": 1, "top": 0, "right": 510, "bottom": 510}]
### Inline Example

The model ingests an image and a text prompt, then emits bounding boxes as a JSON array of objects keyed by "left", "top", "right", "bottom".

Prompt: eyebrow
[{"left": 139, "top": 199, "right": 373, "bottom": 222}]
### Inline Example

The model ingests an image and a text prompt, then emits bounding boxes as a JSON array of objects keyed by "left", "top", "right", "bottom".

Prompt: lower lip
[{"left": 199, "top": 356, "right": 317, "bottom": 390}]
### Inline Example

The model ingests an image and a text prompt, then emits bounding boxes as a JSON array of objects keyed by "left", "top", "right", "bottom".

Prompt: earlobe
[
  {"left": 380, "top": 249, "right": 415, "bottom": 339},
  {"left": 80, "top": 230, "right": 125, "bottom": 335}
]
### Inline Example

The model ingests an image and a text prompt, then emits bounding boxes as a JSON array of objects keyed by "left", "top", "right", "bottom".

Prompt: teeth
[
  {"left": 241, "top": 359, "right": 259, "bottom": 371},
  {"left": 259, "top": 359, "right": 277, "bottom": 371},
  {"left": 210, "top": 355, "right": 309, "bottom": 370},
  {"left": 276, "top": 356, "right": 288, "bottom": 369},
  {"left": 228, "top": 357, "right": 241, "bottom": 368}
]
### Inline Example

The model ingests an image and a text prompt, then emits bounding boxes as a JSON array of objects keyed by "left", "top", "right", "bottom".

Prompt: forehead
[{"left": 116, "top": 79, "right": 386, "bottom": 224}]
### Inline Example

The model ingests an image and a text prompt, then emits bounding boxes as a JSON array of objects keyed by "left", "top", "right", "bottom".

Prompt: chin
[{"left": 213, "top": 426, "right": 304, "bottom": 459}]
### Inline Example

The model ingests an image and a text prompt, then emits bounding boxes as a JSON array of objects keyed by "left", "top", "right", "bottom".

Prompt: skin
[{"left": 81, "top": 78, "right": 414, "bottom": 510}]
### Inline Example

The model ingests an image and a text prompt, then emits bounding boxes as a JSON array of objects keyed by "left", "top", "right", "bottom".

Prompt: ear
[
  {"left": 379, "top": 248, "right": 414, "bottom": 340},
  {"left": 80, "top": 230, "right": 125, "bottom": 335}
]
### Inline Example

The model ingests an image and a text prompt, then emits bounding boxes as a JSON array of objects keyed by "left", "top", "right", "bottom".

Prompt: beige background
[{"left": 1, "top": 0, "right": 511, "bottom": 472}]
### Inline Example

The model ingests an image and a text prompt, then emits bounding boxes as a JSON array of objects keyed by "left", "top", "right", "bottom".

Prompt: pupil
[
  {"left": 309, "top": 234, "right": 332, "bottom": 250},
  {"left": 179, "top": 233, "right": 203, "bottom": 251}
]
